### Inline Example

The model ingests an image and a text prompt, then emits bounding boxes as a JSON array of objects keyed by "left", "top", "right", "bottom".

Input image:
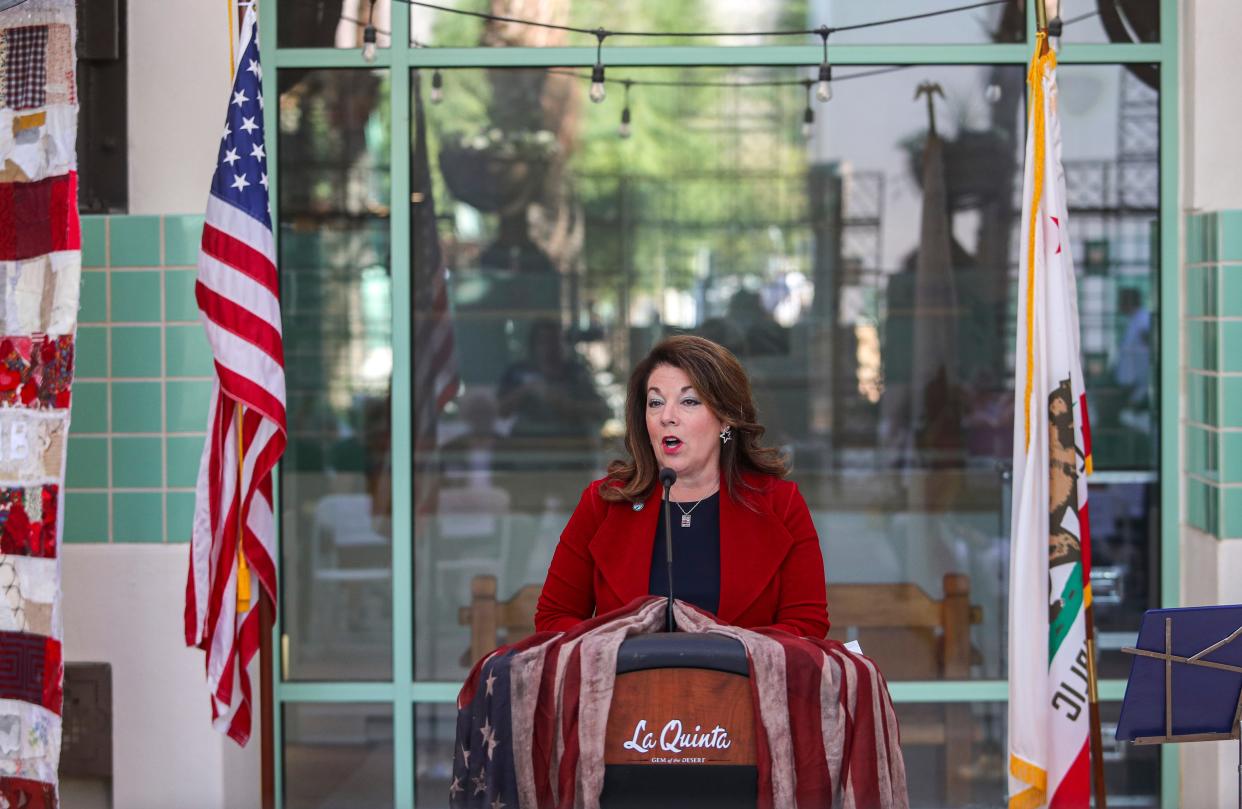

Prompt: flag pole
[
  {"left": 1034, "top": 3, "right": 1107, "bottom": 801},
  {"left": 225, "top": 2, "right": 275, "bottom": 805},
  {"left": 1085, "top": 601, "right": 1108, "bottom": 808}
]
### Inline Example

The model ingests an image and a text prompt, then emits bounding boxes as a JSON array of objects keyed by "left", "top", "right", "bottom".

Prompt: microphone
[{"left": 659, "top": 467, "right": 677, "bottom": 632}]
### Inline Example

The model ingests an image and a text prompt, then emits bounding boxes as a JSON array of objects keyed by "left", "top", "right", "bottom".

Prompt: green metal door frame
[{"left": 261, "top": 0, "right": 1182, "bottom": 804}]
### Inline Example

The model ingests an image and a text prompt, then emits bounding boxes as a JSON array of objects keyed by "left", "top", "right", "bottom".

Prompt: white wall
[
  {"left": 62, "top": 544, "right": 260, "bottom": 809},
  {"left": 128, "top": 0, "right": 234, "bottom": 215},
  {"left": 1182, "top": 0, "right": 1242, "bottom": 212}
]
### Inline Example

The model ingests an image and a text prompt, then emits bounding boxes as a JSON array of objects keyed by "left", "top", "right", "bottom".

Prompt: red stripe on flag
[
  {"left": 557, "top": 644, "right": 584, "bottom": 809},
  {"left": 196, "top": 281, "right": 285, "bottom": 364},
  {"left": 1049, "top": 742, "right": 1090, "bottom": 808},
  {"left": 839, "top": 651, "right": 883, "bottom": 808},
  {"left": 533, "top": 641, "right": 561, "bottom": 809},
  {"left": 200, "top": 223, "right": 279, "bottom": 296},
  {"left": 780, "top": 637, "right": 833, "bottom": 807},
  {"left": 215, "top": 364, "right": 287, "bottom": 430}
]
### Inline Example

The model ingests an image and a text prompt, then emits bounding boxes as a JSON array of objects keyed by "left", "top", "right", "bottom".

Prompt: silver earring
[{"left": 720, "top": 425, "right": 732, "bottom": 444}]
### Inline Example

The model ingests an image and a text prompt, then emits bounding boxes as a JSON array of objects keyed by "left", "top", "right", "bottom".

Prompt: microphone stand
[{"left": 662, "top": 474, "right": 676, "bottom": 632}]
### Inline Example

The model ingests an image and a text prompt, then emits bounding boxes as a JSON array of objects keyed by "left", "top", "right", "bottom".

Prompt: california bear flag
[{"left": 1007, "top": 31, "right": 1096, "bottom": 809}]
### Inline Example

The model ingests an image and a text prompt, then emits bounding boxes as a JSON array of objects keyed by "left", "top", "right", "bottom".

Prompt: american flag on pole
[
  {"left": 184, "top": 5, "right": 286, "bottom": 746},
  {"left": 1007, "top": 32, "right": 1096, "bottom": 809},
  {"left": 412, "top": 72, "right": 458, "bottom": 513}
]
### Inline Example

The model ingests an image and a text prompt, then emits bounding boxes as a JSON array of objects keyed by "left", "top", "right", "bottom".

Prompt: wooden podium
[{"left": 601, "top": 633, "right": 758, "bottom": 809}]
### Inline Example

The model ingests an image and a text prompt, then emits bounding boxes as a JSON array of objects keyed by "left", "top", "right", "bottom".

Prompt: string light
[
  {"left": 430, "top": 69, "right": 444, "bottom": 104},
  {"left": 619, "top": 80, "right": 633, "bottom": 139},
  {"left": 362, "top": 0, "right": 378, "bottom": 63},
  {"left": 398, "top": 0, "right": 1011, "bottom": 41},
  {"left": 815, "top": 26, "right": 833, "bottom": 102},
  {"left": 548, "top": 65, "right": 909, "bottom": 137},
  {"left": 589, "top": 29, "right": 609, "bottom": 103},
  {"left": 801, "top": 80, "right": 815, "bottom": 139}
]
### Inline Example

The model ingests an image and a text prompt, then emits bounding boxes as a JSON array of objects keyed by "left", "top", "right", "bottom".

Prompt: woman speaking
[{"left": 534, "top": 335, "right": 829, "bottom": 638}]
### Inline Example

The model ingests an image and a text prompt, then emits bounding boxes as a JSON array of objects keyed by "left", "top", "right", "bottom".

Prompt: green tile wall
[
  {"left": 1184, "top": 210, "right": 1242, "bottom": 540},
  {"left": 67, "top": 214, "right": 211, "bottom": 543}
]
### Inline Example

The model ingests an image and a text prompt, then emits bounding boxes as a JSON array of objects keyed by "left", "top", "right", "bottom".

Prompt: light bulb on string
[
  {"left": 589, "top": 28, "right": 610, "bottom": 104},
  {"left": 590, "top": 63, "right": 607, "bottom": 103},
  {"left": 816, "top": 63, "right": 833, "bottom": 102},
  {"left": 815, "top": 26, "right": 833, "bottom": 102},
  {"left": 431, "top": 69, "right": 444, "bottom": 104},
  {"left": 362, "top": 0, "right": 378, "bottom": 63}
]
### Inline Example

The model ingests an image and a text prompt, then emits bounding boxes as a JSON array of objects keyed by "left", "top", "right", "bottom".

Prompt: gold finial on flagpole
[{"left": 1035, "top": 0, "right": 1048, "bottom": 31}]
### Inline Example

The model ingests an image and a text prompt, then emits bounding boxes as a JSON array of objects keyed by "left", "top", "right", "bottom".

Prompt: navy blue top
[{"left": 648, "top": 492, "right": 721, "bottom": 615}]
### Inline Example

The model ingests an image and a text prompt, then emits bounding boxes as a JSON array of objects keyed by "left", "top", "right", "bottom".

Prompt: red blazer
[{"left": 534, "top": 472, "right": 830, "bottom": 638}]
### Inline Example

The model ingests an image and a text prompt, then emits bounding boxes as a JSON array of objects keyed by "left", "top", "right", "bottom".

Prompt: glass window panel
[
  {"left": 411, "top": 61, "right": 1159, "bottom": 683},
  {"left": 284, "top": 703, "right": 394, "bottom": 809},
  {"left": 280, "top": 68, "right": 394, "bottom": 681},
  {"left": 1055, "top": 64, "right": 1160, "bottom": 471},
  {"left": 278, "top": 0, "right": 394, "bottom": 50},
  {"left": 1059, "top": 0, "right": 1159, "bottom": 44},
  {"left": 409, "top": 0, "right": 1024, "bottom": 48},
  {"left": 1087, "top": 479, "right": 1160, "bottom": 679},
  {"left": 414, "top": 701, "right": 1158, "bottom": 807}
]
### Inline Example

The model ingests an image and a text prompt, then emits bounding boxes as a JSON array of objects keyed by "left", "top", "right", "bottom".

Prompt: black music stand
[{"left": 1117, "top": 605, "right": 1242, "bottom": 807}]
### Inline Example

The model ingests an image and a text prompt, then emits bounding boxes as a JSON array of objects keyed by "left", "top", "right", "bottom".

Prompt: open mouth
[{"left": 662, "top": 436, "right": 683, "bottom": 451}]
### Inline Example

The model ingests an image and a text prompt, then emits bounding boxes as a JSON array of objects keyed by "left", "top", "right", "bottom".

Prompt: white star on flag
[
  {"left": 246, "top": 58, "right": 262, "bottom": 79},
  {"left": 232, "top": 89, "right": 249, "bottom": 107},
  {"left": 448, "top": 777, "right": 463, "bottom": 798},
  {"left": 473, "top": 770, "right": 487, "bottom": 796},
  {"left": 259, "top": 172, "right": 269, "bottom": 189},
  {"left": 230, "top": 173, "right": 250, "bottom": 191},
  {"left": 460, "top": 744, "right": 470, "bottom": 767},
  {"left": 485, "top": 669, "right": 497, "bottom": 696},
  {"left": 221, "top": 123, "right": 231, "bottom": 140},
  {"left": 240, "top": 116, "right": 259, "bottom": 134},
  {"left": 257, "top": 91, "right": 264, "bottom": 110},
  {"left": 222, "top": 148, "right": 240, "bottom": 166},
  {"left": 491, "top": 798, "right": 506, "bottom": 809}
]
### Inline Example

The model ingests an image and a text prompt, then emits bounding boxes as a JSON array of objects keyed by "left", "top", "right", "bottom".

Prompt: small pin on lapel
[{"left": 632, "top": 502, "right": 644, "bottom": 511}]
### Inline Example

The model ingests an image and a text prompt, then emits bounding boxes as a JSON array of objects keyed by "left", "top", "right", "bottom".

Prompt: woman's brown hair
[{"left": 601, "top": 335, "right": 787, "bottom": 505}]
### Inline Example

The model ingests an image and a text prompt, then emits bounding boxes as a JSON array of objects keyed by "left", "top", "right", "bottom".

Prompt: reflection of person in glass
[
  {"left": 534, "top": 336, "right": 829, "bottom": 637},
  {"left": 1114, "top": 288, "right": 1151, "bottom": 411},
  {"left": 726, "top": 289, "right": 790, "bottom": 356},
  {"left": 496, "top": 318, "right": 609, "bottom": 448}
]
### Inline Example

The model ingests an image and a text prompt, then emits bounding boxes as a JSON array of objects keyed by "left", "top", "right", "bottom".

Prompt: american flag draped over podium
[
  {"left": 453, "top": 598, "right": 909, "bottom": 809},
  {"left": 184, "top": 6, "right": 287, "bottom": 746}
]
